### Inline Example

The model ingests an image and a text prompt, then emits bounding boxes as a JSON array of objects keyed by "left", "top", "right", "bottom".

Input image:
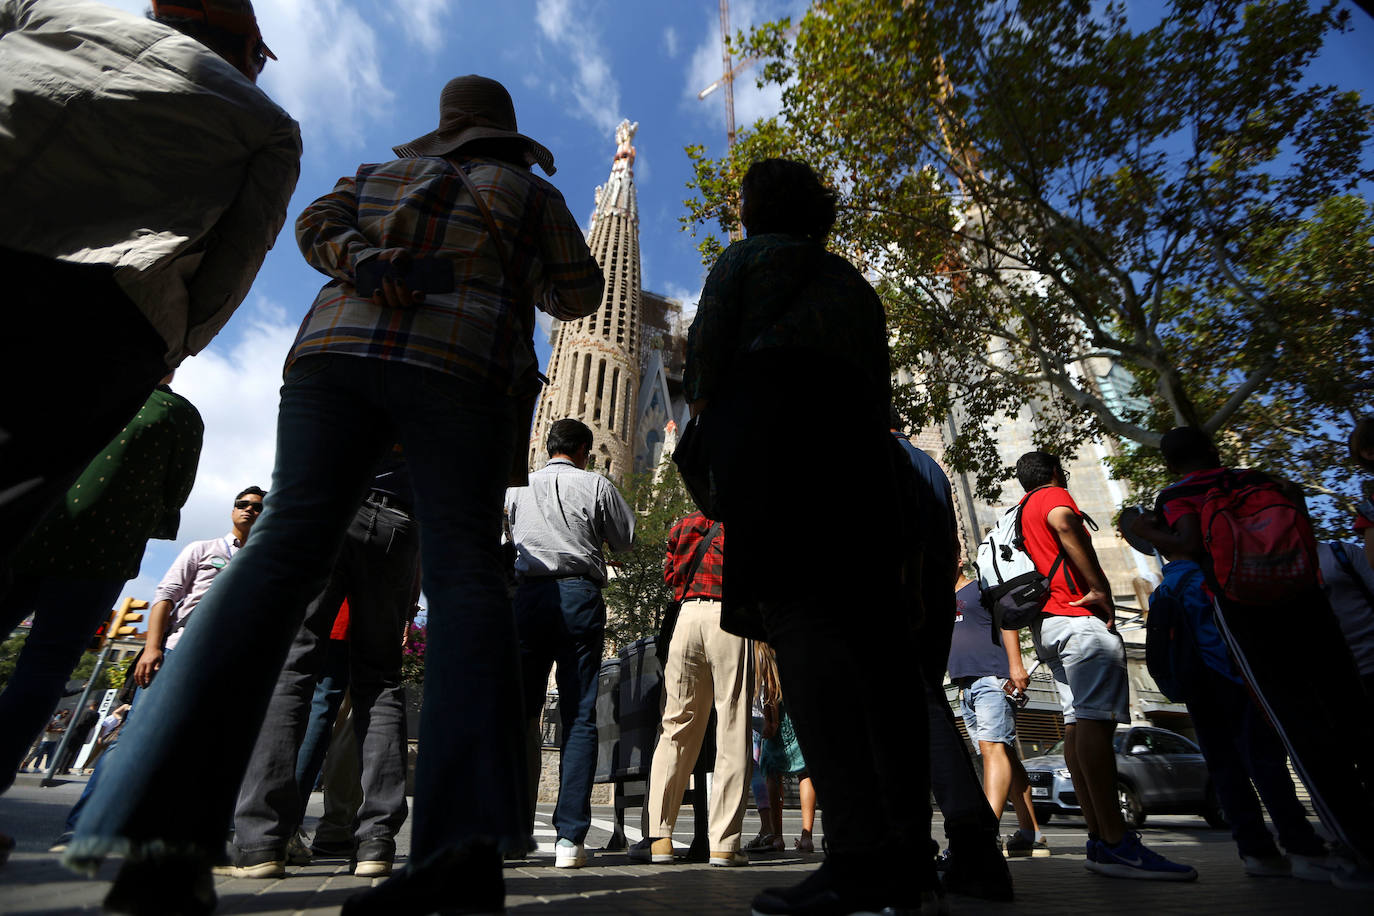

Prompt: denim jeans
[
  {"left": 515, "top": 576, "right": 605, "bottom": 844},
  {"left": 232, "top": 495, "right": 418, "bottom": 855},
  {"left": 70, "top": 355, "right": 526, "bottom": 864},
  {"left": 295, "top": 640, "right": 350, "bottom": 800},
  {"left": 0, "top": 575, "right": 124, "bottom": 791}
]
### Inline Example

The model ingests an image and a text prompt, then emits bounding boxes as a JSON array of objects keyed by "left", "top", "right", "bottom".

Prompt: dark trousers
[
  {"left": 0, "top": 248, "right": 167, "bottom": 580},
  {"left": 761, "top": 597, "right": 938, "bottom": 896},
  {"left": 918, "top": 592, "right": 1001, "bottom": 856},
  {"left": 0, "top": 575, "right": 124, "bottom": 790},
  {"left": 515, "top": 576, "right": 605, "bottom": 844},
  {"left": 1186, "top": 664, "right": 1324, "bottom": 859},
  {"left": 233, "top": 496, "right": 417, "bottom": 854},
  {"left": 1214, "top": 590, "right": 1374, "bottom": 867}
]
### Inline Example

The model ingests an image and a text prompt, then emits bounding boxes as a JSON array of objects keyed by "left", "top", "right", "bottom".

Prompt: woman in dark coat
[{"left": 683, "top": 159, "right": 937, "bottom": 915}]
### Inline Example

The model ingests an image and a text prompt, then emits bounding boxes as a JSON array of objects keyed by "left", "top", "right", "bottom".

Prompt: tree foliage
[
  {"left": 682, "top": 0, "right": 1374, "bottom": 531},
  {"left": 603, "top": 462, "right": 695, "bottom": 653}
]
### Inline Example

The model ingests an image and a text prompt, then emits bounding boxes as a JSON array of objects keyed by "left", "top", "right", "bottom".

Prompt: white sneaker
[
  {"left": 709, "top": 850, "right": 748, "bottom": 867},
  {"left": 555, "top": 838, "right": 587, "bottom": 869},
  {"left": 1243, "top": 854, "right": 1291, "bottom": 877},
  {"left": 1290, "top": 853, "right": 1342, "bottom": 883}
]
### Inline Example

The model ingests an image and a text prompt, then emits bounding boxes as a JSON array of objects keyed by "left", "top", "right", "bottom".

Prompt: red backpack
[{"left": 1197, "top": 470, "right": 1319, "bottom": 604}]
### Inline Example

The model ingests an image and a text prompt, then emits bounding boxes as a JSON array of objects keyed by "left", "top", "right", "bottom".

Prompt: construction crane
[{"left": 699, "top": 0, "right": 738, "bottom": 147}]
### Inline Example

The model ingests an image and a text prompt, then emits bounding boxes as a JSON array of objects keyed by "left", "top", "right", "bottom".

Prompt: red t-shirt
[{"left": 1020, "top": 486, "right": 1091, "bottom": 617}]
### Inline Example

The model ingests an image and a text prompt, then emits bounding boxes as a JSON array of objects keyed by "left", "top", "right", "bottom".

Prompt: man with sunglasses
[
  {"left": 0, "top": 0, "right": 300, "bottom": 578},
  {"left": 50, "top": 485, "right": 266, "bottom": 852},
  {"left": 137, "top": 487, "right": 266, "bottom": 687}
]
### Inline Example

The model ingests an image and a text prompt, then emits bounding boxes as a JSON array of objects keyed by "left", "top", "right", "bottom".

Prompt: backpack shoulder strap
[{"left": 678, "top": 521, "right": 722, "bottom": 591}]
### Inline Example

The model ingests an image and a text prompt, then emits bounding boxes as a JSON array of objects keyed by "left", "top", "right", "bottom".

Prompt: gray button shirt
[{"left": 505, "top": 459, "right": 635, "bottom": 586}]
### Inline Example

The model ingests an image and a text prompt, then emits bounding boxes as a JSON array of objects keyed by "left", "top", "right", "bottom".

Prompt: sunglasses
[{"left": 234, "top": 499, "right": 264, "bottom": 513}]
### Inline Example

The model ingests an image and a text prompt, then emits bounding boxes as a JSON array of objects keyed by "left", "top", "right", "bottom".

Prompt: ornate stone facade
[{"left": 530, "top": 120, "right": 644, "bottom": 479}]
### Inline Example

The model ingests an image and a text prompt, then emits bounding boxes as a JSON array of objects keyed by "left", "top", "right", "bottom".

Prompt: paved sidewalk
[{"left": 2, "top": 776, "right": 1372, "bottom": 914}]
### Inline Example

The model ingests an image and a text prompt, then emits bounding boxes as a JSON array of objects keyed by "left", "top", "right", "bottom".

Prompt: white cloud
[
  {"left": 393, "top": 0, "right": 453, "bottom": 53},
  {"left": 255, "top": 1, "right": 395, "bottom": 153},
  {"left": 120, "top": 296, "right": 298, "bottom": 604},
  {"left": 663, "top": 26, "right": 679, "bottom": 59},
  {"left": 535, "top": 0, "right": 625, "bottom": 137},
  {"left": 663, "top": 281, "right": 702, "bottom": 323}
]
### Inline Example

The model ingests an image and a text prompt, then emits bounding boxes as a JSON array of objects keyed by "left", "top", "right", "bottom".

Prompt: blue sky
[{"left": 93, "top": 0, "right": 1371, "bottom": 611}]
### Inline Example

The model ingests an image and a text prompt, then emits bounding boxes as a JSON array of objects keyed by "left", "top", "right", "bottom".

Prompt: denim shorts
[
  {"left": 958, "top": 675, "right": 1017, "bottom": 748},
  {"left": 1031, "top": 613, "right": 1129, "bottom": 724}
]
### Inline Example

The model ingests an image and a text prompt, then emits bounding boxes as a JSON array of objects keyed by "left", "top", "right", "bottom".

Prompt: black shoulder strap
[{"left": 679, "top": 521, "right": 722, "bottom": 592}]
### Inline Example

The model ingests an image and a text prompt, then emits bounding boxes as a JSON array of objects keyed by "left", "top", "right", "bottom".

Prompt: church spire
[{"left": 529, "top": 119, "right": 644, "bottom": 480}]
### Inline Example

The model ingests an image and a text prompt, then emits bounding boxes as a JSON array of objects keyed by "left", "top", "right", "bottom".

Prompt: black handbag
[{"left": 673, "top": 412, "right": 722, "bottom": 520}]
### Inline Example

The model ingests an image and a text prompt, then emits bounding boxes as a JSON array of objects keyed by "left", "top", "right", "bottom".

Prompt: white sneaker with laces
[{"left": 555, "top": 838, "right": 587, "bottom": 869}]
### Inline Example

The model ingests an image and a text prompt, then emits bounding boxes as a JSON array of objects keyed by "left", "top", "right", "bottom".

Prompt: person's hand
[
  {"left": 133, "top": 647, "right": 163, "bottom": 688},
  {"left": 1069, "top": 587, "right": 1115, "bottom": 626},
  {"left": 370, "top": 249, "right": 425, "bottom": 309},
  {"left": 1008, "top": 662, "right": 1030, "bottom": 693}
]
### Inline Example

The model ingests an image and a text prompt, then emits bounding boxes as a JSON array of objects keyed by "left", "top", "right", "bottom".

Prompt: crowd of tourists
[{"left": 2, "top": 2, "right": 1373, "bottom": 914}]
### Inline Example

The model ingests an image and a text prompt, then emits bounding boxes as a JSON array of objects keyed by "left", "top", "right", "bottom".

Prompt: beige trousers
[{"left": 646, "top": 598, "right": 752, "bottom": 852}]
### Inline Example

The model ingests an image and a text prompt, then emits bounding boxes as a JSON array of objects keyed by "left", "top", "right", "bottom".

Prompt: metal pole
[{"left": 42, "top": 642, "right": 111, "bottom": 786}]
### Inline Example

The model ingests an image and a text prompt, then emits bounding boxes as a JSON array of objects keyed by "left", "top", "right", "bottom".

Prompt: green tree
[
  {"left": 683, "top": 0, "right": 1374, "bottom": 531},
  {"left": 0, "top": 632, "right": 26, "bottom": 691},
  {"left": 68, "top": 651, "right": 110, "bottom": 693},
  {"left": 603, "top": 461, "right": 696, "bottom": 653}
]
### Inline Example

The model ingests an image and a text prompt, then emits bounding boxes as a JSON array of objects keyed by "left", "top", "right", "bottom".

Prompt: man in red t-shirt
[{"left": 1015, "top": 451, "right": 1195, "bottom": 881}]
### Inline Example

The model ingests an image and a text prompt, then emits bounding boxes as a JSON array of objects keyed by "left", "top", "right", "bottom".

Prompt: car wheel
[
  {"left": 1202, "top": 786, "right": 1228, "bottom": 828},
  {"left": 1117, "top": 782, "right": 1145, "bottom": 829},
  {"left": 1033, "top": 806, "right": 1054, "bottom": 825}
]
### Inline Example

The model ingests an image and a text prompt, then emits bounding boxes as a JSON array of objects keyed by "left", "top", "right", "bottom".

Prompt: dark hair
[
  {"left": 236, "top": 485, "right": 267, "bottom": 500},
  {"left": 739, "top": 158, "right": 837, "bottom": 242},
  {"left": 547, "top": 419, "right": 593, "bottom": 458},
  {"left": 1015, "top": 451, "right": 1062, "bottom": 492},
  {"left": 1159, "top": 426, "right": 1219, "bottom": 471},
  {"left": 1351, "top": 417, "right": 1374, "bottom": 473},
  {"left": 888, "top": 405, "right": 903, "bottom": 431}
]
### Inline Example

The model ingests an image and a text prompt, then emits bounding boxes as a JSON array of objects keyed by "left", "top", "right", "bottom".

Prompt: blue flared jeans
[{"left": 70, "top": 355, "right": 527, "bottom": 864}]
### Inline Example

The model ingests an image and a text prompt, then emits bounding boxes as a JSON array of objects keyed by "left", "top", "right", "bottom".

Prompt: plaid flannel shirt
[
  {"left": 291, "top": 155, "right": 603, "bottom": 393},
  {"left": 664, "top": 511, "right": 725, "bottom": 602}
]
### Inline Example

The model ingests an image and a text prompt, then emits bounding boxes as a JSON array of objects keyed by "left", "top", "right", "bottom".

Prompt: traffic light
[
  {"left": 86, "top": 620, "right": 108, "bottom": 652},
  {"left": 111, "top": 597, "right": 148, "bottom": 639}
]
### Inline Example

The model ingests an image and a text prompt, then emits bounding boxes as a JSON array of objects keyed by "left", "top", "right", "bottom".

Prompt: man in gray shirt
[{"left": 505, "top": 418, "right": 634, "bottom": 868}]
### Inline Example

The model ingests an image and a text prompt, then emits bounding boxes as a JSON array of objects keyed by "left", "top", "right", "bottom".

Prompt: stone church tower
[{"left": 529, "top": 119, "right": 643, "bottom": 478}]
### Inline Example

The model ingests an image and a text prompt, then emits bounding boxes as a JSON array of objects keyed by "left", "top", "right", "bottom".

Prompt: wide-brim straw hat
[{"left": 394, "top": 75, "right": 555, "bottom": 175}]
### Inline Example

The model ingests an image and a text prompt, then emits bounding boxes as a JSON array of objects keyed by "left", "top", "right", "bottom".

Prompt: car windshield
[
  {"left": 1113, "top": 731, "right": 1128, "bottom": 752},
  {"left": 1045, "top": 739, "right": 1066, "bottom": 756}
]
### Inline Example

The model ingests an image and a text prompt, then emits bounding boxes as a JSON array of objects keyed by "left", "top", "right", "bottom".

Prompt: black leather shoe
[
  {"left": 941, "top": 847, "right": 1014, "bottom": 902},
  {"left": 342, "top": 843, "right": 503, "bottom": 916},
  {"left": 751, "top": 861, "right": 944, "bottom": 916},
  {"left": 104, "top": 855, "right": 217, "bottom": 916}
]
